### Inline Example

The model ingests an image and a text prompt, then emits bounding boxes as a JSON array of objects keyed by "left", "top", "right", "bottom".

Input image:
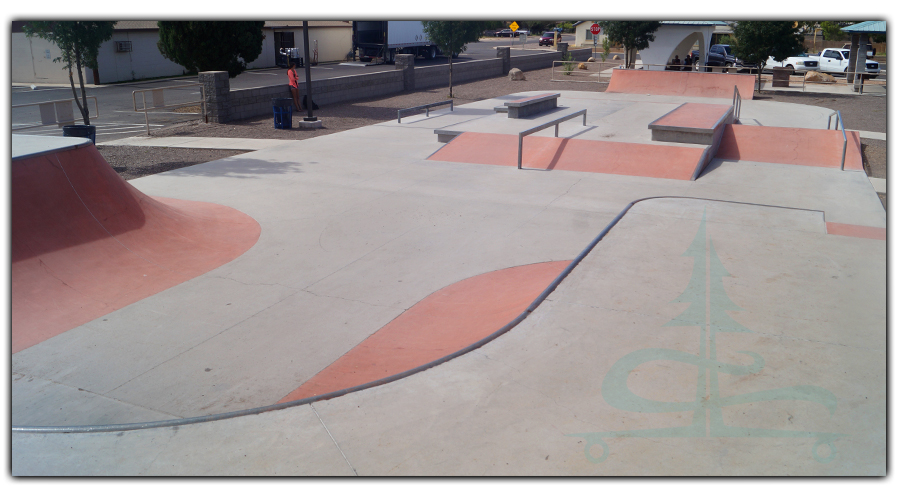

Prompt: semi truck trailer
[{"left": 353, "top": 21, "right": 449, "bottom": 64}]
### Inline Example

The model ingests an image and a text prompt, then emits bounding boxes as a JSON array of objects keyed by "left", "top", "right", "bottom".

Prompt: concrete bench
[
  {"left": 434, "top": 129, "right": 464, "bottom": 143},
  {"left": 500, "top": 93, "right": 561, "bottom": 119}
]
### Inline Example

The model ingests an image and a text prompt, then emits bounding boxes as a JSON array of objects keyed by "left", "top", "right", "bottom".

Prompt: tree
[
  {"left": 157, "top": 21, "right": 265, "bottom": 78},
  {"left": 421, "top": 21, "right": 485, "bottom": 98},
  {"left": 820, "top": 21, "right": 849, "bottom": 41},
  {"left": 732, "top": 21, "right": 805, "bottom": 92},
  {"left": 597, "top": 21, "right": 661, "bottom": 68},
  {"left": 24, "top": 21, "right": 115, "bottom": 125}
]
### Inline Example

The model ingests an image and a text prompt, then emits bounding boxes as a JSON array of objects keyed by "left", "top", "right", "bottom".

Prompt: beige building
[
  {"left": 573, "top": 21, "right": 607, "bottom": 49},
  {"left": 11, "top": 21, "right": 352, "bottom": 85}
]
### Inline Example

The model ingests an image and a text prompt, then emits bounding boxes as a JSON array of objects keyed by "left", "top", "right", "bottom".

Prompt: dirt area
[
  {"left": 97, "top": 146, "right": 242, "bottom": 180},
  {"left": 99, "top": 66, "right": 886, "bottom": 209}
]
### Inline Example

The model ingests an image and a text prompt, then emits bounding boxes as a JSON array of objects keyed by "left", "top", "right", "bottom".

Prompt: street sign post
[
  {"left": 509, "top": 22, "right": 518, "bottom": 47},
  {"left": 590, "top": 24, "right": 601, "bottom": 57}
]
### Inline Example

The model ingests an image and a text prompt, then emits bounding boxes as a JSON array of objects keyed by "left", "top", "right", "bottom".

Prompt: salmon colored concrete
[
  {"left": 825, "top": 222, "right": 886, "bottom": 240},
  {"left": 278, "top": 260, "right": 571, "bottom": 403},
  {"left": 651, "top": 103, "right": 734, "bottom": 129},
  {"left": 716, "top": 125, "right": 864, "bottom": 170},
  {"left": 606, "top": 69, "right": 756, "bottom": 99},
  {"left": 429, "top": 132, "right": 705, "bottom": 180},
  {"left": 11, "top": 146, "right": 261, "bottom": 353}
]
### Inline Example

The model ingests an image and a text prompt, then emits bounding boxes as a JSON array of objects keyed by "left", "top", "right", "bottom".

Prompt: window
[{"left": 115, "top": 41, "right": 132, "bottom": 52}]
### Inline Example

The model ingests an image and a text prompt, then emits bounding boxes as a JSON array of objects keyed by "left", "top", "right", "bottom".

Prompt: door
[{"left": 820, "top": 50, "right": 838, "bottom": 72}]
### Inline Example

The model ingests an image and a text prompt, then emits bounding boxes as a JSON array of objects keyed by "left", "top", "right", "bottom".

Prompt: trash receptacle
[
  {"left": 62, "top": 124, "right": 97, "bottom": 144},
  {"left": 272, "top": 98, "right": 293, "bottom": 129},
  {"left": 772, "top": 67, "right": 792, "bottom": 87}
]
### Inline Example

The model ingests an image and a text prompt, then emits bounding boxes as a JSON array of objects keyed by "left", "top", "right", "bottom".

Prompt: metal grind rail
[
  {"left": 133, "top": 83, "right": 206, "bottom": 135},
  {"left": 517, "top": 109, "right": 587, "bottom": 169},
  {"left": 827, "top": 111, "right": 848, "bottom": 170},
  {"left": 12, "top": 96, "right": 99, "bottom": 131},
  {"left": 397, "top": 100, "right": 453, "bottom": 123}
]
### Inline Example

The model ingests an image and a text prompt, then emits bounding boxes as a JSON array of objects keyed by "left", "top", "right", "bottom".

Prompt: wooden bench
[{"left": 498, "top": 93, "right": 561, "bottom": 119}]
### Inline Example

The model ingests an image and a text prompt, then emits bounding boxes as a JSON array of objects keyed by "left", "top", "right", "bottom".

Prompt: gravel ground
[{"left": 99, "top": 66, "right": 886, "bottom": 208}]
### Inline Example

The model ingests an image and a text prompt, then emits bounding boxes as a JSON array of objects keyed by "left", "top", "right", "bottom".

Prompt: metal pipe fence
[
  {"left": 133, "top": 83, "right": 206, "bottom": 135},
  {"left": 11, "top": 96, "right": 99, "bottom": 131},
  {"left": 550, "top": 60, "right": 619, "bottom": 83}
]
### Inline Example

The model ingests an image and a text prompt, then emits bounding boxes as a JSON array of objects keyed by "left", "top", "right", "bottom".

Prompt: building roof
[{"left": 841, "top": 21, "right": 886, "bottom": 34}]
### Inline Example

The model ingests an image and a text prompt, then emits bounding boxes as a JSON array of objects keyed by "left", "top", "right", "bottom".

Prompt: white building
[
  {"left": 12, "top": 21, "right": 352, "bottom": 85},
  {"left": 572, "top": 21, "right": 607, "bottom": 49},
  {"left": 638, "top": 21, "right": 728, "bottom": 70}
]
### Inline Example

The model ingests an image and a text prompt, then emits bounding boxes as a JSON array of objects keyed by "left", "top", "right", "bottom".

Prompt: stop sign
[{"left": 590, "top": 23, "right": 601, "bottom": 35}]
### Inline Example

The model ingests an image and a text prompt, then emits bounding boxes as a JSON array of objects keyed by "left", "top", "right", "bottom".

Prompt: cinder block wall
[{"left": 205, "top": 48, "right": 594, "bottom": 123}]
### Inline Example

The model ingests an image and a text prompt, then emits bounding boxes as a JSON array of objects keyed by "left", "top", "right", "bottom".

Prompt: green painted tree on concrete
[
  {"left": 157, "top": 21, "right": 265, "bottom": 78},
  {"left": 732, "top": 21, "right": 805, "bottom": 92},
  {"left": 421, "top": 21, "right": 486, "bottom": 97},
  {"left": 597, "top": 21, "right": 661, "bottom": 68},
  {"left": 24, "top": 21, "right": 115, "bottom": 125}
]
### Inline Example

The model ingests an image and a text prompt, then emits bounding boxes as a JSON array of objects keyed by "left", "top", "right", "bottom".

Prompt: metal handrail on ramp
[
  {"left": 732, "top": 85, "right": 742, "bottom": 121},
  {"left": 398, "top": 100, "right": 453, "bottom": 123},
  {"left": 517, "top": 109, "right": 588, "bottom": 169},
  {"left": 827, "top": 111, "right": 848, "bottom": 170}
]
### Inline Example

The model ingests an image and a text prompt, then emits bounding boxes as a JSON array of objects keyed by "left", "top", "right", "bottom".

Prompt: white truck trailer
[{"left": 353, "top": 21, "right": 448, "bottom": 64}]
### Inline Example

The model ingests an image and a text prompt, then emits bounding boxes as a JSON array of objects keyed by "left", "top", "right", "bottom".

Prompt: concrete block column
[
  {"left": 200, "top": 71, "right": 231, "bottom": 123},
  {"left": 557, "top": 42, "right": 568, "bottom": 60},
  {"left": 496, "top": 47, "right": 510, "bottom": 75},
  {"left": 853, "top": 34, "right": 869, "bottom": 91},
  {"left": 395, "top": 54, "right": 415, "bottom": 91}
]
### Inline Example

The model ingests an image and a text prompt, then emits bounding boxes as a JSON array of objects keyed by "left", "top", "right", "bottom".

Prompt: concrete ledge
[
  {"left": 504, "top": 93, "right": 560, "bottom": 119},
  {"left": 434, "top": 129, "right": 463, "bottom": 143}
]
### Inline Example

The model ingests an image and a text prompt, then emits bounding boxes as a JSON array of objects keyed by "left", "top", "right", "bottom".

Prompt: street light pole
[{"left": 302, "top": 21, "right": 316, "bottom": 122}]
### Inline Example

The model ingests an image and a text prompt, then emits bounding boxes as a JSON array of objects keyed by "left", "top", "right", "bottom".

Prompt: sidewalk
[{"left": 100, "top": 135, "right": 291, "bottom": 150}]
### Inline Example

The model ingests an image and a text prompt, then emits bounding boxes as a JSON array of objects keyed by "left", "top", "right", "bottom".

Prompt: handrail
[
  {"left": 133, "top": 83, "right": 206, "bottom": 135},
  {"left": 517, "top": 109, "right": 588, "bottom": 169},
  {"left": 11, "top": 96, "right": 99, "bottom": 131},
  {"left": 732, "top": 85, "right": 742, "bottom": 121},
  {"left": 398, "top": 100, "right": 453, "bottom": 123},
  {"left": 827, "top": 111, "right": 848, "bottom": 170}
]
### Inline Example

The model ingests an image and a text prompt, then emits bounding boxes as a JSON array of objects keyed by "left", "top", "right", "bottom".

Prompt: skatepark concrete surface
[{"left": 11, "top": 82, "right": 886, "bottom": 476}]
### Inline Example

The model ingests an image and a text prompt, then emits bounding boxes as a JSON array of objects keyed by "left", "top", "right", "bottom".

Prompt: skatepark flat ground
[{"left": 11, "top": 90, "right": 886, "bottom": 476}]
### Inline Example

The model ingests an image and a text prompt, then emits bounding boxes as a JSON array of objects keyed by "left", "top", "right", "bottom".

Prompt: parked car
[
  {"left": 690, "top": 44, "right": 746, "bottom": 70},
  {"left": 539, "top": 32, "right": 556, "bottom": 46},
  {"left": 483, "top": 29, "right": 501, "bottom": 37},
  {"left": 497, "top": 28, "right": 515, "bottom": 37},
  {"left": 764, "top": 53, "right": 819, "bottom": 74},
  {"left": 815, "top": 48, "right": 880, "bottom": 78},
  {"left": 515, "top": 29, "right": 529, "bottom": 37},
  {"left": 842, "top": 42, "right": 874, "bottom": 57}
]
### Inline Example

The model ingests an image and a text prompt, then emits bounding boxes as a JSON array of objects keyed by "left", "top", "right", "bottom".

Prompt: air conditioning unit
[{"left": 115, "top": 41, "right": 132, "bottom": 52}]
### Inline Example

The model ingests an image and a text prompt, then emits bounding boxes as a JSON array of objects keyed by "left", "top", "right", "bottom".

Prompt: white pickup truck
[{"left": 815, "top": 48, "right": 880, "bottom": 77}]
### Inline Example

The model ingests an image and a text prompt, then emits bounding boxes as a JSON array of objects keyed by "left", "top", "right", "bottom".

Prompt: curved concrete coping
[{"left": 12, "top": 134, "right": 92, "bottom": 161}]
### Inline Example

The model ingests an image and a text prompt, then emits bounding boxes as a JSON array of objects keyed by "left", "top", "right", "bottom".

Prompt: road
[{"left": 11, "top": 35, "right": 590, "bottom": 143}]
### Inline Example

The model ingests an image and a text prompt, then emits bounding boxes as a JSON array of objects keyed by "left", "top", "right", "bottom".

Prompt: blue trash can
[
  {"left": 62, "top": 124, "right": 97, "bottom": 144},
  {"left": 272, "top": 98, "right": 293, "bottom": 129}
]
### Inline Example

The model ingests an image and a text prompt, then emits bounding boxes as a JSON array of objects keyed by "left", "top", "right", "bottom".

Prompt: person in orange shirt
[{"left": 288, "top": 63, "right": 303, "bottom": 112}]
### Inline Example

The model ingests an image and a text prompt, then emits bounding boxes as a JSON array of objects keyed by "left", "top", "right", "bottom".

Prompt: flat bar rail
[
  {"left": 827, "top": 111, "right": 848, "bottom": 170},
  {"left": 133, "top": 83, "right": 206, "bottom": 135},
  {"left": 398, "top": 100, "right": 453, "bottom": 123},
  {"left": 11, "top": 96, "right": 99, "bottom": 131},
  {"left": 732, "top": 85, "right": 742, "bottom": 121},
  {"left": 517, "top": 108, "right": 588, "bottom": 169}
]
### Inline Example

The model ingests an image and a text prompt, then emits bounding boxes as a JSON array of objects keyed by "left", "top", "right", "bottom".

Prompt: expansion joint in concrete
[{"left": 311, "top": 403, "right": 358, "bottom": 476}]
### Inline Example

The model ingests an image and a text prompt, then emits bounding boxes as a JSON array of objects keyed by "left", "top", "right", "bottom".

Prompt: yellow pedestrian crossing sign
[{"left": 509, "top": 22, "right": 519, "bottom": 32}]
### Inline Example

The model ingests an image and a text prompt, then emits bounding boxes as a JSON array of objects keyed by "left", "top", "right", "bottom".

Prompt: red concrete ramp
[
  {"left": 279, "top": 261, "right": 571, "bottom": 403},
  {"left": 716, "top": 124, "right": 864, "bottom": 170},
  {"left": 428, "top": 132, "right": 707, "bottom": 180},
  {"left": 606, "top": 69, "right": 755, "bottom": 99},
  {"left": 12, "top": 144, "right": 261, "bottom": 353}
]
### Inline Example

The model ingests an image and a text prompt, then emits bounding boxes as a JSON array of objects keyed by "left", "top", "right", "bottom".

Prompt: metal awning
[{"left": 841, "top": 21, "right": 886, "bottom": 34}]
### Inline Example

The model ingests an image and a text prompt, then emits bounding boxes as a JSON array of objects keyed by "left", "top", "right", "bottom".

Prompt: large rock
[
  {"left": 578, "top": 62, "right": 587, "bottom": 70},
  {"left": 612, "top": 54, "right": 621, "bottom": 60},
  {"left": 509, "top": 68, "right": 526, "bottom": 81},
  {"left": 587, "top": 57, "right": 596, "bottom": 62},
  {"left": 805, "top": 71, "right": 837, "bottom": 82}
]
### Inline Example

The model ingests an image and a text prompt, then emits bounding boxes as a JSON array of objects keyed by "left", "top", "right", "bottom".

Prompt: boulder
[
  {"left": 805, "top": 71, "right": 837, "bottom": 83},
  {"left": 612, "top": 54, "right": 621, "bottom": 60},
  {"left": 509, "top": 68, "right": 526, "bottom": 81},
  {"left": 587, "top": 57, "right": 596, "bottom": 62},
  {"left": 578, "top": 62, "right": 587, "bottom": 70}
]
